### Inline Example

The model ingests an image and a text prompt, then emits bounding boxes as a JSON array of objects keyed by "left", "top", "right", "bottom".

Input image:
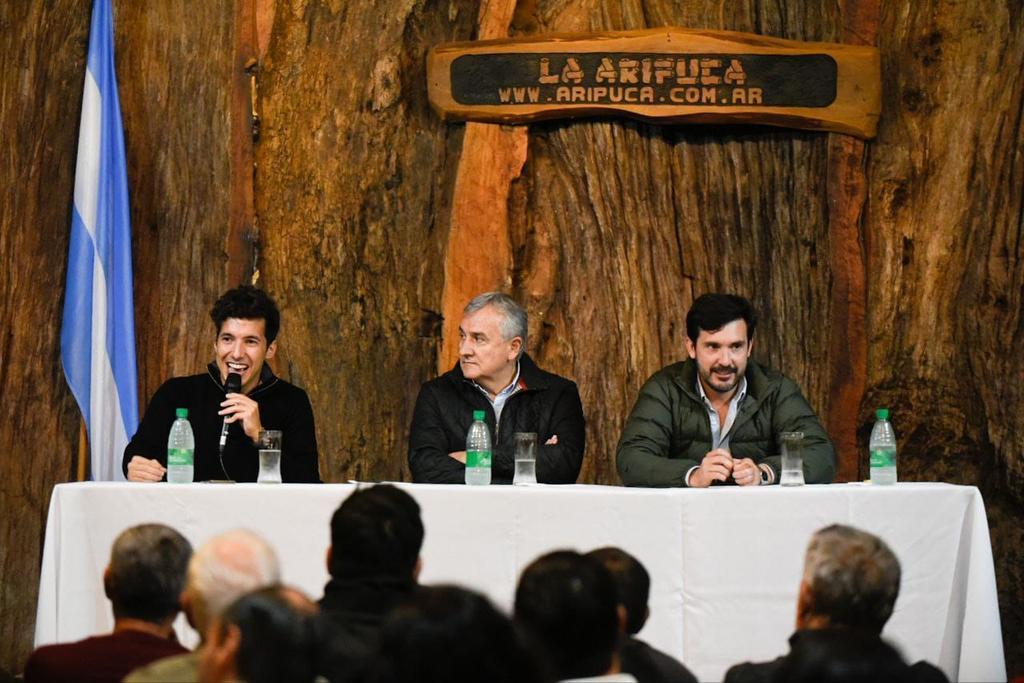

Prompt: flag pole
[{"left": 76, "top": 420, "right": 89, "bottom": 482}]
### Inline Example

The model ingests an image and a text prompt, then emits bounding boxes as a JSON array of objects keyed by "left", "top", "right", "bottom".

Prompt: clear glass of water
[
  {"left": 779, "top": 431, "right": 805, "bottom": 486},
  {"left": 257, "top": 429, "right": 282, "bottom": 484},
  {"left": 513, "top": 432, "right": 538, "bottom": 486}
]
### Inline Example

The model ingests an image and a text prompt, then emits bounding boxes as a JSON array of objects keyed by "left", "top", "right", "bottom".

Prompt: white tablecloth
[{"left": 34, "top": 481, "right": 1005, "bottom": 682}]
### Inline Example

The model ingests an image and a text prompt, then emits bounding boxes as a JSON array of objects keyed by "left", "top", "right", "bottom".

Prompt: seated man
[
  {"left": 24, "top": 524, "right": 192, "bottom": 683},
  {"left": 515, "top": 550, "right": 637, "bottom": 682},
  {"left": 616, "top": 293, "right": 834, "bottom": 487},
  {"left": 124, "top": 528, "right": 281, "bottom": 682},
  {"left": 409, "top": 291, "right": 585, "bottom": 484},
  {"left": 587, "top": 547, "right": 697, "bottom": 683},
  {"left": 319, "top": 484, "right": 424, "bottom": 667},
  {"left": 123, "top": 285, "right": 320, "bottom": 482},
  {"left": 198, "top": 585, "right": 321, "bottom": 683},
  {"left": 724, "top": 524, "right": 948, "bottom": 683}
]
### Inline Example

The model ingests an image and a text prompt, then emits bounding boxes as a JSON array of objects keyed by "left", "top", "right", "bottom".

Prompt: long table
[{"left": 34, "top": 481, "right": 1005, "bottom": 682}]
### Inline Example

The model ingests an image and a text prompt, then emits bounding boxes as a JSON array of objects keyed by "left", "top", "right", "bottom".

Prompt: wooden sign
[{"left": 427, "top": 28, "right": 880, "bottom": 138}]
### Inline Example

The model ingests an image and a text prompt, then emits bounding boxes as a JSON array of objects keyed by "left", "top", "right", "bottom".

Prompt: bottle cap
[
  {"left": 472, "top": 410, "right": 485, "bottom": 421},
  {"left": 176, "top": 408, "right": 188, "bottom": 418},
  {"left": 876, "top": 408, "right": 889, "bottom": 420}
]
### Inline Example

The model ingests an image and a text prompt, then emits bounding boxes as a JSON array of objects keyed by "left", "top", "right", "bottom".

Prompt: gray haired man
[
  {"left": 724, "top": 524, "right": 948, "bottom": 683},
  {"left": 124, "top": 528, "right": 281, "bottom": 683},
  {"left": 409, "top": 291, "right": 586, "bottom": 484}
]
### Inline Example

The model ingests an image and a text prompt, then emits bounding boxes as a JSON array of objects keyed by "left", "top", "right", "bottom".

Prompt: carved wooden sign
[{"left": 427, "top": 28, "right": 880, "bottom": 138}]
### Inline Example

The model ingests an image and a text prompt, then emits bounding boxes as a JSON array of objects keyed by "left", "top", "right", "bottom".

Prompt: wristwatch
[{"left": 759, "top": 465, "right": 772, "bottom": 485}]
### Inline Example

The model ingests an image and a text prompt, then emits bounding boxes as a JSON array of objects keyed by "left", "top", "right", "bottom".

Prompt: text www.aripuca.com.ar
[{"left": 497, "top": 85, "right": 763, "bottom": 105}]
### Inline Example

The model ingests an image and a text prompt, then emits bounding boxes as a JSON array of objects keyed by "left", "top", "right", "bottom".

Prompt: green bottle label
[
  {"left": 466, "top": 449, "right": 492, "bottom": 468},
  {"left": 870, "top": 449, "right": 895, "bottom": 468},
  {"left": 168, "top": 448, "right": 193, "bottom": 467}
]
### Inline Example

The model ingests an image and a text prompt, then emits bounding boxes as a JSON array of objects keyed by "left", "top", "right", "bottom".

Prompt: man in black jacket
[
  {"left": 408, "top": 291, "right": 585, "bottom": 484},
  {"left": 123, "top": 285, "right": 320, "bottom": 482}
]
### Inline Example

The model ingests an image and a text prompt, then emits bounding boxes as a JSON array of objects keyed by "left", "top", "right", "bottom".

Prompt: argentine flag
[{"left": 61, "top": 0, "right": 139, "bottom": 482}]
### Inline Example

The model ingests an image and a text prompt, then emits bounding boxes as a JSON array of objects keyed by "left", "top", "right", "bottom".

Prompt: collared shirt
[
  {"left": 472, "top": 361, "right": 522, "bottom": 434},
  {"left": 685, "top": 375, "right": 772, "bottom": 485}
]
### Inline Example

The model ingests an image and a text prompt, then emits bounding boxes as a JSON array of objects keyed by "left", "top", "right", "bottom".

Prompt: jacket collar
[
  {"left": 206, "top": 362, "right": 278, "bottom": 396},
  {"left": 450, "top": 353, "right": 550, "bottom": 392}
]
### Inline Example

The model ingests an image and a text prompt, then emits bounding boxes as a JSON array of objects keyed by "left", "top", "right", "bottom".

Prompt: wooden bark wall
[{"left": 0, "top": 0, "right": 1021, "bottom": 676}]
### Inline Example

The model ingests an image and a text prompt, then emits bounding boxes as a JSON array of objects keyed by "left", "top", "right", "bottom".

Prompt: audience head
[
  {"left": 368, "top": 585, "right": 547, "bottom": 683},
  {"left": 587, "top": 546, "right": 650, "bottom": 635},
  {"left": 685, "top": 293, "right": 757, "bottom": 343},
  {"left": 200, "top": 585, "right": 321, "bottom": 683},
  {"left": 210, "top": 285, "right": 281, "bottom": 344},
  {"left": 103, "top": 523, "right": 192, "bottom": 624},
  {"left": 183, "top": 528, "right": 281, "bottom": 636},
  {"left": 515, "top": 550, "right": 621, "bottom": 680},
  {"left": 329, "top": 484, "right": 424, "bottom": 581},
  {"left": 799, "top": 524, "right": 901, "bottom": 635},
  {"left": 777, "top": 628, "right": 913, "bottom": 683}
]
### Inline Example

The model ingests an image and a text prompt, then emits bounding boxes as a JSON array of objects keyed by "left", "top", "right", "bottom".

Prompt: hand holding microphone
[{"left": 218, "top": 374, "right": 263, "bottom": 443}]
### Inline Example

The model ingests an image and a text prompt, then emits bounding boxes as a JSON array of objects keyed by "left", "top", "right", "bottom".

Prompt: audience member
[
  {"left": 775, "top": 627, "right": 916, "bottom": 683},
  {"left": 587, "top": 547, "right": 697, "bottom": 683},
  {"left": 515, "top": 550, "right": 637, "bottom": 682},
  {"left": 125, "top": 528, "right": 281, "bottom": 682},
  {"left": 364, "top": 585, "right": 548, "bottom": 683},
  {"left": 197, "top": 585, "right": 321, "bottom": 683},
  {"left": 724, "top": 524, "right": 949, "bottom": 683},
  {"left": 24, "top": 524, "right": 192, "bottom": 683},
  {"left": 319, "top": 484, "right": 424, "bottom": 669}
]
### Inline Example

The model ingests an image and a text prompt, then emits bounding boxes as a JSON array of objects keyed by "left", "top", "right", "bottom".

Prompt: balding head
[{"left": 185, "top": 529, "right": 280, "bottom": 635}]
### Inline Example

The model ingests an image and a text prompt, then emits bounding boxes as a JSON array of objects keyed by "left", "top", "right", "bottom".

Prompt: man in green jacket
[{"left": 616, "top": 293, "right": 835, "bottom": 487}]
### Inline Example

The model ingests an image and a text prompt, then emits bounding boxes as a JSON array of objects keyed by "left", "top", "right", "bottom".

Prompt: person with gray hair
[
  {"left": 409, "top": 291, "right": 586, "bottom": 484},
  {"left": 724, "top": 524, "right": 948, "bottom": 683},
  {"left": 124, "top": 528, "right": 281, "bottom": 683},
  {"left": 24, "top": 524, "right": 192, "bottom": 683}
]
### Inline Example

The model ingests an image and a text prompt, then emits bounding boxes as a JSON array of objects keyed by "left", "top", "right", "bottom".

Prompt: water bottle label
[
  {"left": 168, "top": 448, "right": 193, "bottom": 467},
  {"left": 466, "top": 449, "right": 492, "bottom": 468},
  {"left": 870, "top": 449, "right": 895, "bottom": 468}
]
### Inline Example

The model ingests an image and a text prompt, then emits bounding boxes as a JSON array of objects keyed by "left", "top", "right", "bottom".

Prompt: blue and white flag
[{"left": 61, "top": 0, "right": 139, "bottom": 482}]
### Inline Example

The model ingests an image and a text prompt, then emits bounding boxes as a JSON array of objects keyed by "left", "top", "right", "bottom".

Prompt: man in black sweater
[
  {"left": 123, "top": 286, "right": 320, "bottom": 482},
  {"left": 408, "top": 291, "right": 585, "bottom": 484}
]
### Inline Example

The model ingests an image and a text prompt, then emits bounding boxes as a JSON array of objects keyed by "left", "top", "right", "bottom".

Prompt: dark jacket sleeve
[
  {"left": 492, "top": 381, "right": 586, "bottom": 484},
  {"left": 280, "top": 388, "right": 321, "bottom": 483},
  {"left": 123, "top": 380, "right": 178, "bottom": 475},
  {"left": 408, "top": 383, "right": 465, "bottom": 484},
  {"left": 761, "top": 377, "right": 836, "bottom": 484},
  {"left": 616, "top": 373, "right": 697, "bottom": 487}
]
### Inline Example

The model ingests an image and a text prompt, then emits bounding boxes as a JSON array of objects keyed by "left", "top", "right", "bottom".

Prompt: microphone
[{"left": 218, "top": 372, "right": 242, "bottom": 480}]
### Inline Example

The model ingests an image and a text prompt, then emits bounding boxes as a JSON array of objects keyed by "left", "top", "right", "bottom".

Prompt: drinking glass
[
  {"left": 779, "top": 431, "right": 805, "bottom": 486},
  {"left": 257, "top": 430, "right": 283, "bottom": 484},
  {"left": 513, "top": 432, "right": 538, "bottom": 486}
]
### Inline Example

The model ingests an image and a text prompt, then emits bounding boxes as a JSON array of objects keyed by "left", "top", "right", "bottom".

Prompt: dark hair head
[
  {"left": 685, "top": 293, "right": 757, "bottom": 343},
  {"left": 778, "top": 628, "right": 912, "bottom": 683},
  {"left": 514, "top": 550, "right": 620, "bottom": 680},
  {"left": 220, "top": 585, "right": 322, "bottom": 683},
  {"left": 803, "top": 525, "right": 902, "bottom": 634},
  {"left": 367, "top": 585, "right": 548, "bottom": 683},
  {"left": 105, "top": 523, "right": 192, "bottom": 623},
  {"left": 210, "top": 285, "right": 281, "bottom": 344},
  {"left": 587, "top": 547, "right": 649, "bottom": 635},
  {"left": 329, "top": 484, "right": 424, "bottom": 580}
]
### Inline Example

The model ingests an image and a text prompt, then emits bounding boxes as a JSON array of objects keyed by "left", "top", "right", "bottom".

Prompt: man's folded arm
[
  {"left": 493, "top": 382, "right": 586, "bottom": 484},
  {"left": 408, "top": 385, "right": 465, "bottom": 484},
  {"left": 616, "top": 378, "right": 698, "bottom": 487}
]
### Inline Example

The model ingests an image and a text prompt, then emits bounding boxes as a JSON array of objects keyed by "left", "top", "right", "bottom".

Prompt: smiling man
[
  {"left": 408, "top": 292, "right": 585, "bottom": 484},
  {"left": 616, "top": 293, "right": 834, "bottom": 487},
  {"left": 123, "top": 286, "right": 320, "bottom": 482}
]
